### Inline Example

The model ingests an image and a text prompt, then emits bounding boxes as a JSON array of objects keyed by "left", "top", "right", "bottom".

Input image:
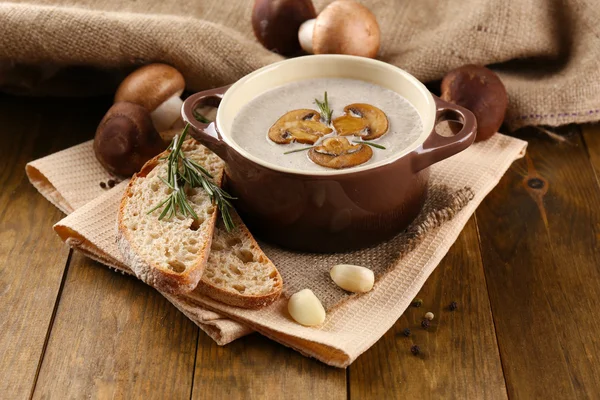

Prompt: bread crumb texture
[
  {"left": 121, "top": 140, "right": 223, "bottom": 275},
  {"left": 205, "top": 217, "right": 282, "bottom": 296}
]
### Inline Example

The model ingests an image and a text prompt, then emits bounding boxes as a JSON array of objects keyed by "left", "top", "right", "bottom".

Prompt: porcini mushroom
[
  {"left": 440, "top": 64, "right": 508, "bottom": 142},
  {"left": 115, "top": 63, "right": 185, "bottom": 132},
  {"left": 269, "top": 109, "right": 333, "bottom": 144},
  {"left": 333, "top": 103, "right": 388, "bottom": 139},
  {"left": 298, "top": 0, "right": 380, "bottom": 58},
  {"left": 308, "top": 137, "right": 373, "bottom": 169},
  {"left": 94, "top": 102, "right": 166, "bottom": 177},
  {"left": 252, "top": 0, "right": 317, "bottom": 56}
]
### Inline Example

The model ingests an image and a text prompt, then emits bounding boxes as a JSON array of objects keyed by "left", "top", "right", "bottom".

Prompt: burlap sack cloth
[
  {"left": 1, "top": 0, "right": 599, "bottom": 130},
  {"left": 26, "top": 134, "right": 527, "bottom": 367}
]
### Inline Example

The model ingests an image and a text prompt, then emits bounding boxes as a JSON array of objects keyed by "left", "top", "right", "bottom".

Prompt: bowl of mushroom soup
[{"left": 182, "top": 55, "right": 476, "bottom": 252}]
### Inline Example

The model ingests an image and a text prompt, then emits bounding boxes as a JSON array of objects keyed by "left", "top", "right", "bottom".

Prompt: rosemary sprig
[
  {"left": 147, "top": 124, "right": 236, "bottom": 231},
  {"left": 284, "top": 146, "right": 314, "bottom": 155},
  {"left": 193, "top": 109, "right": 211, "bottom": 123},
  {"left": 315, "top": 91, "right": 333, "bottom": 125},
  {"left": 353, "top": 140, "right": 387, "bottom": 150}
]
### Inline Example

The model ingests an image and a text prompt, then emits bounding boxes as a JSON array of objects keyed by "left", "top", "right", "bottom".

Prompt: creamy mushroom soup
[{"left": 230, "top": 78, "right": 423, "bottom": 171}]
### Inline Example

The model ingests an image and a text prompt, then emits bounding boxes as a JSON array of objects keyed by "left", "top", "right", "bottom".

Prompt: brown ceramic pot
[{"left": 182, "top": 55, "right": 476, "bottom": 252}]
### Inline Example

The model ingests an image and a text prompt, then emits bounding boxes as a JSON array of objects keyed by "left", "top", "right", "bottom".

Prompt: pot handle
[
  {"left": 412, "top": 96, "right": 477, "bottom": 172},
  {"left": 181, "top": 85, "right": 231, "bottom": 160}
]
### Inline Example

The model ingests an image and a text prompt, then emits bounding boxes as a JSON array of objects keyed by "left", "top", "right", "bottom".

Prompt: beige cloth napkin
[
  {"left": 2, "top": 0, "right": 599, "bottom": 130},
  {"left": 27, "top": 134, "right": 526, "bottom": 367},
  {"left": 26, "top": 141, "right": 255, "bottom": 344}
]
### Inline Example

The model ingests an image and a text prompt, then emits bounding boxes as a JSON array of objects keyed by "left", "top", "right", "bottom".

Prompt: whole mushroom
[
  {"left": 115, "top": 63, "right": 185, "bottom": 133},
  {"left": 94, "top": 102, "right": 166, "bottom": 177},
  {"left": 441, "top": 64, "right": 508, "bottom": 142},
  {"left": 298, "top": 0, "right": 380, "bottom": 58},
  {"left": 252, "top": 0, "right": 317, "bottom": 56}
]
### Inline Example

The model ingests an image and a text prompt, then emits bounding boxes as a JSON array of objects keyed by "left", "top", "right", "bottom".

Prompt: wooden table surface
[{"left": 2, "top": 93, "right": 600, "bottom": 399}]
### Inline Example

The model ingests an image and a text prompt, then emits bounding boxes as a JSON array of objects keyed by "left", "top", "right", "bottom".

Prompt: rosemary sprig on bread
[
  {"left": 147, "top": 124, "right": 236, "bottom": 231},
  {"left": 118, "top": 139, "right": 283, "bottom": 302},
  {"left": 119, "top": 140, "right": 224, "bottom": 293}
]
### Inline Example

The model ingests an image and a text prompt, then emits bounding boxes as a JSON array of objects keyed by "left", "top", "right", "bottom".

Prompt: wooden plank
[
  {"left": 0, "top": 94, "right": 107, "bottom": 399},
  {"left": 477, "top": 126, "right": 600, "bottom": 399},
  {"left": 349, "top": 218, "right": 507, "bottom": 399},
  {"left": 33, "top": 253, "right": 199, "bottom": 399},
  {"left": 581, "top": 123, "right": 600, "bottom": 178},
  {"left": 192, "top": 329, "right": 347, "bottom": 399}
]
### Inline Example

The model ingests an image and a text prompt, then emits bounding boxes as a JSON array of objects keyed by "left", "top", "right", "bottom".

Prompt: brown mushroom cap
[
  {"left": 252, "top": 0, "right": 317, "bottom": 56},
  {"left": 115, "top": 63, "right": 185, "bottom": 112},
  {"left": 308, "top": 137, "right": 373, "bottom": 169},
  {"left": 441, "top": 64, "right": 508, "bottom": 142},
  {"left": 311, "top": 0, "right": 380, "bottom": 58},
  {"left": 94, "top": 102, "right": 166, "bottom": 177}
]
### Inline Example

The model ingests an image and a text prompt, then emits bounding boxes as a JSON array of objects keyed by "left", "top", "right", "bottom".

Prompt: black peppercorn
[
  {"left": 107, "top": 179, "right": 116, "bottom": 188},
  {"left": 402, "top": 328, "right": 411, "bottom": 337},
  {"left": 449, "top": 301, "right": 458, "bottom": 311},
  {"left": 410, "top": 345, "right": 420, "bottom": 355},
  {"left": 412, "top": 298, "right": 423, "bottom": 308},
  {"left": 99, "top": 182, "right": 107, "bottom": 189},
  {"left": 421, "top": 319, "right": 430, "bottom": 329}
]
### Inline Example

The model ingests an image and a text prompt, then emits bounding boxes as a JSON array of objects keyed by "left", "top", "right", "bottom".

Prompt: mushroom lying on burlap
[
  {"left": 440, "top": 64, "right": 508, "bottom": 142},
  {"left": 298, "top": 0, "right": 380, "bottom": 58},
  {"left": 308, "top": 137, "right": 373, "bottom": 169},
  {"left": 115, "top": 63, "right": 185, "bottom": 135},
  {"left": 333, "top": 103, "right": 389, "bottom": 140},
  {"left": 93, "top": 102, "right": 166, "bottom": 177},
  {"left": 252, "top": 0, "right": 380, "bottom": 58},
  {"left": 268, "top": 109, "right": 333, "bottom": 144},
  {"left": 252, "top": 0, "right": 317, "bottom": 56}
]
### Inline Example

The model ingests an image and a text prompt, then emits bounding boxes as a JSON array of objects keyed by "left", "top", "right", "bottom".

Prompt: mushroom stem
[
  {"left": 298, "top": 18, "right": 316, "bottom": 54},
  {"left": 150, "top": 95, "right": 184, "bottom": 132}
]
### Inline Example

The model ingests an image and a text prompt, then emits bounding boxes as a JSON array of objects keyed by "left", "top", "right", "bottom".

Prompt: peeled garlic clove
[
  {"left": 288, "top": 289, "right": 326, "bottom": 326},
  {"left": 330, "top": 264, "right": 374, "bottom": 293}
]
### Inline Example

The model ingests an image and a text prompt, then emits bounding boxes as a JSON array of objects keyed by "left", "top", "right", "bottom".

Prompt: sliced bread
[
  {"left": 196, "top": 211, "right": 283, "bottom": 309},
  {"left": 117, "top": 139, "right": 224, "bottom": 294}
]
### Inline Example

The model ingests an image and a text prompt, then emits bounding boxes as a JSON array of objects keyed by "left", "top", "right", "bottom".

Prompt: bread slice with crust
[
  {"left": 118, "top": 139, "right": 283, "bottom": 306},
  {"left": 196, "top": 211, "right": 283, "bottom": 308},
  {"left": 117, "top": 140, "right": 224, "bottom": 294}
]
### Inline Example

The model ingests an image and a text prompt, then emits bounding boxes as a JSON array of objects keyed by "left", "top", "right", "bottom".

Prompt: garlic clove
[
  {"left": 288, "top": 289, "right": 326, "bottom": 326},
  {"left": 330, "top": 264, "right": 375, "bottom": 293}
]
